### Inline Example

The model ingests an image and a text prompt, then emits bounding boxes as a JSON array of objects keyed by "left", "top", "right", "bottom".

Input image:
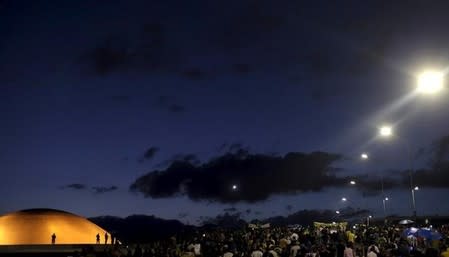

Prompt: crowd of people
[{"left": 103, "top": 223, "right": 449, "bottom": 257}]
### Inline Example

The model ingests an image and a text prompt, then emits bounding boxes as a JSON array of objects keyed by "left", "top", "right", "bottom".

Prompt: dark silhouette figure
[
  {"left": 51, "top": 233, "right": 56, "bottom": 244},
  {"left": 104, "top": 232, "right": 108, "bottom": 244},
  {"left": 110, "top": 233, "right": 115, "bottom": 245},
  {"left": 96, "top": 233, "right": 100, "bottom": 244}
]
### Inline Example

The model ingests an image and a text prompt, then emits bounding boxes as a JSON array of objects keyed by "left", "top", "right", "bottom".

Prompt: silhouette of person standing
[
  {"left": 96, "top": 233, "right": 100, "bottom": 244},
  {"left": 104, "top": 233, "right": 108, "bottom": 244},
  {"left": 111, "top": 233, "right": 115, "bottom": 245},
  {"left": 51, "top": 233, "right": 56, "bottom": 244}
]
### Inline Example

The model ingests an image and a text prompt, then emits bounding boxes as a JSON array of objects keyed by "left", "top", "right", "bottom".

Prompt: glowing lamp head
[
  {"left": 232, "top": 184, "right": 237, "bottom": 190},
  {"left": 414, "top": 186, "right": 419, "bottom": 191},
  {"left": 361, "top": 153, "right": 369, "bottom": 160},
  {"left": 379, "top": 126, "right": 393, "bottom": 137},
  {"left": 341, "top": 197, "right": 347, "bottom": 202},
  {"left": 384, "top": 197, "right": 389, "bottom": 201},
  {"left": 350, "top": 180, "right": 356, "bottom": 185},
  {"left": 417, "top": 71, "right": 444, "bottom": 94},
  {"left": 335, "top": 210, "right": 340, "bottom": 214}
]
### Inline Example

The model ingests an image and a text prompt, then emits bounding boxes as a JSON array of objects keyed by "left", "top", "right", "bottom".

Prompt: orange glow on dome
[{"left": 0, "top": 209, "right": 109, "bottom": 245}]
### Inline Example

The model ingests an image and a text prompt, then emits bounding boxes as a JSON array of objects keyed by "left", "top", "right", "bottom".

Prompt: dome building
[{"left": 0, "top": 209, "right": 109, "bottom": 245}]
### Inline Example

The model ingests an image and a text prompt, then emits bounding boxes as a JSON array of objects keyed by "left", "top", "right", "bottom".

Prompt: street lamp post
[
  {"left": 360, "top": 152, "right": 387, "bottom": 216},
  {"left": 382, "top": 197, "right": 389, "bottom": 217},
  {"left": 341, "top": 197, "right": 360, "bottom": 209},
  {"left": 378, "top": 125, "right": 418, "bottom": 219},
  {"left": 411, "top": 186, "right": 419, "bottom": 218},
  {"left": 371, "top": 69, "right": 444, "bottom": 221},
  {"left": 367, "top": 215, "right": 372, "bottom": 226}
]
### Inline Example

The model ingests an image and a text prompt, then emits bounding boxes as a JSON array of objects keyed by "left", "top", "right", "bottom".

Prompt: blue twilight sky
[{"left": 1, "top": 0, "right": 449, "bottom": 223}]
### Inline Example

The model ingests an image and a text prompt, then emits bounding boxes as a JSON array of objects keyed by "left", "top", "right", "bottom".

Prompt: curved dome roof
[{"left": 0, "top": 208, "right": 108, "bottom": 245}]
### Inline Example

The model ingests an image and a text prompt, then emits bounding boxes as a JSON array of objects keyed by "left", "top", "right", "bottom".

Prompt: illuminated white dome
[{"left": 0, "top": 209, "right": 108, "bottom": 245}]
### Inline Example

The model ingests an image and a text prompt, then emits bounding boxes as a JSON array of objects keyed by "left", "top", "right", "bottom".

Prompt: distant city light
[
  {"left": 384, "top": 197, "right": 389, "bottom": 201},
  {"left": 350, "top": 180, "right": 356, "bottom": 185},
  {"left": 232, "top": 184, "right": 237, "bottom": 190},
  {"left": 414, "top": 186, "right": 419, "bottom": 191},
  {"left": 341, "top": 197, "right": 347, "bottom": 202},
  {"left": 360, "top": 153, "right": 369, "bottom": 160},
  {"left": 335, "top": 210, "right": 340, "bottom": 214}
]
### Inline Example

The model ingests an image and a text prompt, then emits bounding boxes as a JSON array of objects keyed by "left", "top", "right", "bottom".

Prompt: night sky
[{"left": 1, "top": 1, "right": 449, "bottom": 224}]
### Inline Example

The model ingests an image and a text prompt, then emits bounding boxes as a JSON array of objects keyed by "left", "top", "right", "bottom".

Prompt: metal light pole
[
  {"left": 411, "top": 186, "right": 419, "bottom": 218},
  {"left": 360, "top": 152, "right": 387, "bottom": 217},
  {"left": 382, "top": 197, "right": 389, "bottom": 217},
  {"left": 378, "top": 126, "right": 418, "bottom": 220},
  {"left": 366, "top": 215, "right": 372, "bottom": 226}
]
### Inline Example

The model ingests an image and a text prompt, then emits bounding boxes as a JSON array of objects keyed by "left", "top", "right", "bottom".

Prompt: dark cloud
[
  {"left": 155, "top": 153, "right": 201, "bottom": 168},
  {"left": 431, "top": 134, "right": 449, "bottom": 168},
  {"left": 168, "top": 104, "right": 186, "bottom": 113},
  {"left": 80, "top": 1, "right": 449, "bottom": 89},
  {"left": 351, "top": 134, "right": 449, "bottom": 192},
  {"left": 86, "top": 37, "right": 129, "bottom": 75},
  {"left": 390, "top": 135, "right": 449, "bottom": 190},
  {"left": 143, "top": 147, "right": 160, "bottom": 160},
  {"left": 130, "top": 151, "right": 345, "bottom": 203},
  {"left": 223, "top": 207, "right": 238, "bottom": 212},
  {"left": 200, "top": 212, "right": 246, "bottom": 228},
  {"left": 157, "top": 95, "right": 169, "bottom": 104},
  {"left": 412, "top": 168, "right": 449, "bottom": 189},
  {"left": 178, "top": 212, "right": 189, "bottom": 219},
  {"left": 351, "top": 175, "right": 401, "bottom": 197},
  {"left": 231, "top": 63, "right": 251, "bottom": 75},
  {"left": 61, "top": 183, "right": 86, "bottom": 190},
  {"left": 141, "top": 22, "right": 165, "bottom": 48},
  {"left": 217, "top": 143, "right": 228, "bottom": 152},
  {"left": 227, "top": 143, "right": 250, "bottom": 159},
  {"left": 154, "top": 95, "right": 187, "bottom": 114},
  {"left": 179, "top": 68, "right": 208, "bottom": 80},
  {"left": 338, "top": 207, "right": 371, "bottom": 220},
  {"left": 92, "top": 186, "right": 118, "bottom": 194},
  {"left": 228, "top": 143, "right": 243, "bottom": 152},
  {"left": 111, "top": 95, "right": 130, "bottom": 102},
  {"left": 82, "top": 20, "right": 177, "bottom": 76}
]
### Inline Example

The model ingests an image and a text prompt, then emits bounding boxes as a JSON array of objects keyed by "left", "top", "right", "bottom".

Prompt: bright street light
[
  {"left": 417, "top": 70, "right": 444, "bottom": 94},
  {"left": 335, "top": 210, "right": 340, "bottom": 214},
  {"left": 361, "top": 153, "right": 369, "bottom": 160},
  {"left": 349, "top": 180, "right": 356, "bottom": 185},
  {"left": 384, "top": 197, "right": 389, "bottom": 201},
  {"left": 414, "top": 186, "right": 419, "bottom": 191},
  {"left": 341, "top": 197, "right": 347, "bottom": 202},
  {"left": 232, "top": 184, "right": 237, "bottom": 190},
  {"left": 379, "top": 126, "right": 393, "bottom": 137}
]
